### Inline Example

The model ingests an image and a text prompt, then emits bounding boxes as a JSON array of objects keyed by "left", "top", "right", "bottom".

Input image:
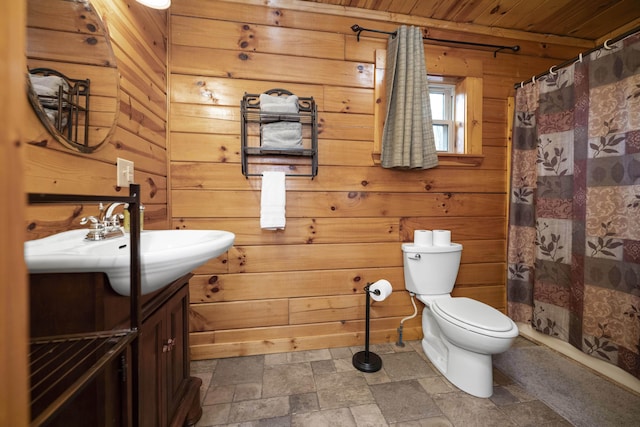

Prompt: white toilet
[{"left": 402, "top": 242, "right": 518, "bottom": 398}]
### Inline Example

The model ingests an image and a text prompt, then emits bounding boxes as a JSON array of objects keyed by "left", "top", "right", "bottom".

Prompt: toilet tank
[{"left": 402, "top": 243, "right": 463, "bottom": 295}]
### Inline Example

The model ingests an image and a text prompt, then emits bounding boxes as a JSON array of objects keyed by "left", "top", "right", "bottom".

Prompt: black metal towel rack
[
  {"left": 351, "top": 24, "right": 520, "bottom": 57},
  {"left": 27, "top": 185, "right": 141, "bottom": 427}
]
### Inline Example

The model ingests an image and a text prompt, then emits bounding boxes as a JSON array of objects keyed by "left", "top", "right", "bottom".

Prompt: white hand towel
[{"left": 260, "top": 171, "right": 286, "bottom": 230}]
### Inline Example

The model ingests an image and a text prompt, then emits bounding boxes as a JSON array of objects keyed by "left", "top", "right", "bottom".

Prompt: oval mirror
[{"left": 26, "top": 0, "right": 120, "bottom": 153}]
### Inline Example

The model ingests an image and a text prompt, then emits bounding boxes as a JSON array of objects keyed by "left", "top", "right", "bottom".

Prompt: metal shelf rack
[
  {"left": 28, "top": 68, "right": 91, "bottom": 149},
  {"left": 241, "top": 88, "right": 318, "bottom": 178}
]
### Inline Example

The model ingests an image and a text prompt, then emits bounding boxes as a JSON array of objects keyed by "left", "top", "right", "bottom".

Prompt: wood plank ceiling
[{"left": 301, "top": 0, "right": 640, "bottom": 42}]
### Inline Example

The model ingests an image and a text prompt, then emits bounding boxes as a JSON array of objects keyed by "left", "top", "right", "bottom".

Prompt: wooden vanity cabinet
[
  {"left": 29, "top": 272, "right": 202, "bottom": 427},
  {"left": 139, "top": 273, "right": 202, "bottom": 427}
]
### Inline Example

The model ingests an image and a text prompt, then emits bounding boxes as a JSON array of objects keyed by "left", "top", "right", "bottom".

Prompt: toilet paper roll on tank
[
  {"left": 413, "top": 229, "right": 452, "bottom": 246},
  {"left": 368, "top": 279, "right": 392, "bottom": 301},
  {"left": 413, "top": 229, "right": 433, "bottom": 246}
]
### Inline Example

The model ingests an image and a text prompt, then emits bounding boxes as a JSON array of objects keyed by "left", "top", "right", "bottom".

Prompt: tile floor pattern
[{"left": 190, "top": 338, "right": 573, "bottom": 426}]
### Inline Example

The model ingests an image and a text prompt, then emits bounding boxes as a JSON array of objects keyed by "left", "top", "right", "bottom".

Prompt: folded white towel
[
  {"left": 260, "top": 171, "right": 286, "bottom": 230},
  {"left": 260, "top": 93, "right": 299, "bottom": 114},
  {"left": 261, "top": 122, "right": 303, "bottom": 149}
]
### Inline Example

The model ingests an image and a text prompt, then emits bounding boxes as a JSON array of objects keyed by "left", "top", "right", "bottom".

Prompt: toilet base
[
  {"left": 421, "top": 338, "right": 494, "bottom": 398},
  {"left": 352, "top": 350, "right": 382, "bottom": 373},
  {"left": 421, "top": 307, "right": 494, "bottom": 398}
]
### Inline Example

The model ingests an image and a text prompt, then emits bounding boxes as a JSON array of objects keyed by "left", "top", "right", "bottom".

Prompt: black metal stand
[{"left": 352, "top": 284, "right": 382, "bottom": 372}]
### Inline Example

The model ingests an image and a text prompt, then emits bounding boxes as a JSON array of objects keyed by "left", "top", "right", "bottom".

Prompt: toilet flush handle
[{"left": 408, "top": 253, "right": 421, "bottom": 260}]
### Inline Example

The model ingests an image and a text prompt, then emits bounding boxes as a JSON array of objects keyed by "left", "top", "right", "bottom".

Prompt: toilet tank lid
[
  {"left": 433, "top": 297, "right": 515, "bottom": 332},
  {"left": 402, "top": 243, "right": 462, "bottom": 253}
]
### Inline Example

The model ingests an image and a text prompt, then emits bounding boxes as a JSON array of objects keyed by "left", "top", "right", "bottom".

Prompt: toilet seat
[{"left": 432, "top": 297, "right": 516, "bottom": 336}]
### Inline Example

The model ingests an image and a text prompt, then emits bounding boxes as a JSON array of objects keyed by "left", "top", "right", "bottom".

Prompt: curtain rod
[
  {"left": 514, "top": 25, "right": 640, "bottom": 89},
  {"left": 350, "top": 24, "right": 520, "bottom": 57}
]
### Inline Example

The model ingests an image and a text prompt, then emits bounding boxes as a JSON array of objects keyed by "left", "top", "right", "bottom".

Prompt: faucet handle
[
  {"left": 81, "top": 216, "right": 105, "bottom": 240},
  {"left": 80, "top": 216, "right": 100, "bottom": 225},
  {"left": 107, "top": 213, "right": 125, "bottom": 228}
]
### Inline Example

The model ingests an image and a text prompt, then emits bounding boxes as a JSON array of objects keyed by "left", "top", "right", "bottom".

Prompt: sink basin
[{"left": 24, "top": 229, "right": 235, "bottom": 296}]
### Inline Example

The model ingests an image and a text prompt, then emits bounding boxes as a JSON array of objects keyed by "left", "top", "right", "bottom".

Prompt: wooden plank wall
[
  {"left": 169, "top": 0, "right": 585, "bottom": 359},
  {"left": 23, "top": 0, "right": 169, "bottom": 239}
]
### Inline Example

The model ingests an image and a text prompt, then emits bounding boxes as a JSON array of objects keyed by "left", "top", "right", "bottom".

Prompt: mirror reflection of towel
[
  {"left": 260, "top": 171, "right": 286, "bottom": 230},
  {"left": 29, "top": 74, "right": 69, "bottom": 108}
]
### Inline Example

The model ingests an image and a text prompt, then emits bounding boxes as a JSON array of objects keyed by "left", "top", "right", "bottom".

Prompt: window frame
[{"left": 428, "top": 81, "right": 456, "bottom": 153}]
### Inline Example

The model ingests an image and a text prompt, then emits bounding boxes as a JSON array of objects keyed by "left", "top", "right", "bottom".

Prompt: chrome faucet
[
  {"left": 80, "top": 202, "right": 126, "bottom": 240},
  {"left": 104, "top": 202, "right": 125, "bottom": 219}
]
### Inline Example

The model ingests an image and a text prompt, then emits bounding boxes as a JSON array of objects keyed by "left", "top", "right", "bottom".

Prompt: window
[{"left": 429, "top": 83, "right": 455, "bottom": 152}]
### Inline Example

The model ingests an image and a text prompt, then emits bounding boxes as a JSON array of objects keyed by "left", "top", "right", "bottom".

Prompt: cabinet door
[
  {"left": 166, "top": 283, "right": 190, "bottom": 422},
  {"left": 139, "top": 306, "right": 166, "bottom": 427}
]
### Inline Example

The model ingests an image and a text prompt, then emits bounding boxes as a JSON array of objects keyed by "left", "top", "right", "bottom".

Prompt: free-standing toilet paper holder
[{"left": 352, "top": 283, "right": 383, "bottom": 372}]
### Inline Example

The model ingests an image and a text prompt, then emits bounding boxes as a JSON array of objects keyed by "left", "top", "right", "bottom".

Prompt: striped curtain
[{"left": 381, "top": 26, "right": 438, "bottom": 170}]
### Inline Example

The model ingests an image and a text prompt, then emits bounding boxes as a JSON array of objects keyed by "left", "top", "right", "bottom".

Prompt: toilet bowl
[
  {"left": 402, "top": 241, "right": 518, "bottom": 398},
  {"left": 431, "top": 296, "right": 518, "bottom": 354}
]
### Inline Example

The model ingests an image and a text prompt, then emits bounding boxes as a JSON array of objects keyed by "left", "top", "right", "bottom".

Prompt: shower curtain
[
  {"left": 507, "top": 31, "right": 640, "bottom": 380},
  {"left": 381, "top": 26, "right": 438, "bottom": 170}
]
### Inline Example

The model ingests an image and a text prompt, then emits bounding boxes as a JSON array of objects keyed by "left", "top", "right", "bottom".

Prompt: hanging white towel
[{"left": 260, "top": 171, "right": 286, "bottom": 230}]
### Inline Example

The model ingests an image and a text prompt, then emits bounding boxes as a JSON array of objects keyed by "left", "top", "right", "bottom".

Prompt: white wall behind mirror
[{"left": 26, "top": 0, "right": 120, "bottom": 153}]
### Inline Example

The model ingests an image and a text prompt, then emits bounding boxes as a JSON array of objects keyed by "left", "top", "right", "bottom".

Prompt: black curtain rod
[
  {"left": 350, "top": 24, "right": 520, "bottom": 57},
  {"left": 514, "top": 25, "right": 640, "bottom": 89}
]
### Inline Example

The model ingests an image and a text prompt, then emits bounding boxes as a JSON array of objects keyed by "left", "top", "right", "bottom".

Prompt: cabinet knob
[{"left": 162, "top": 337, "right": 176, "bottom": 353}]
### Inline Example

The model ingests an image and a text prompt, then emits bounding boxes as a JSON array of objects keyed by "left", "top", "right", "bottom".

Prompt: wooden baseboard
[{"left": 190, "top": 326, "right": 423, "bottom": 360}]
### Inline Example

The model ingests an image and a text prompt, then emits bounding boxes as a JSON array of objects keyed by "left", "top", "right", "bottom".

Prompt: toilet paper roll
[
  {"left": 433, "top": 229, "right": 451, "bottom": 246},
  {"left": 369, "top": 279, "right": 392, "bottom": 302},
  {"left": 413, "top": 230, "right": 433, "bottom": 246}
]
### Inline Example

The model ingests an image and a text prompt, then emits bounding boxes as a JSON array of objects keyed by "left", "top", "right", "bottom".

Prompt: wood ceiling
[{"left": 300, "top": 0, "right": 640, "bottom": 43}]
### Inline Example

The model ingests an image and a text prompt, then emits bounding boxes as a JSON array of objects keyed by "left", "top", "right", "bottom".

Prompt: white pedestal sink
[{"left": 25, "top": 229, "right": 235, "bottom": 295}]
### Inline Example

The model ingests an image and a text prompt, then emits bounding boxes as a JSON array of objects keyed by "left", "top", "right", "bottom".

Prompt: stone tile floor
[{"left": 190, "top": 337, "right": 573, "bottom": 426}]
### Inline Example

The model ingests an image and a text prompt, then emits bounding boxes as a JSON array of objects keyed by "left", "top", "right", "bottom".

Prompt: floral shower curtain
[{"left": 507, "top": 31, "right": 640, "bottom": 380}]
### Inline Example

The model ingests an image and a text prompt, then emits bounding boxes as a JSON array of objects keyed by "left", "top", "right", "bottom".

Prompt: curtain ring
[
  {"left": 603, "top": 39, "right": 613, "bottom": 50},
  {"left": 577, "top": 53, "right": 583, "bottom": 63},
  {"left": 531, "top": 75, "right": 536, "bottom": 84},
  {"left": 549, "top": 65, "right": 557, "bottom": 75},
  {"left": 520, "top": 81, "right": 524, "bottom": 88}
]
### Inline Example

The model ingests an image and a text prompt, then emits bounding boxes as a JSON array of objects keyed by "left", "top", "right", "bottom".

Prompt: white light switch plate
[{"left": 117, "top": 158, "right": 134, "bottom": 187}]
